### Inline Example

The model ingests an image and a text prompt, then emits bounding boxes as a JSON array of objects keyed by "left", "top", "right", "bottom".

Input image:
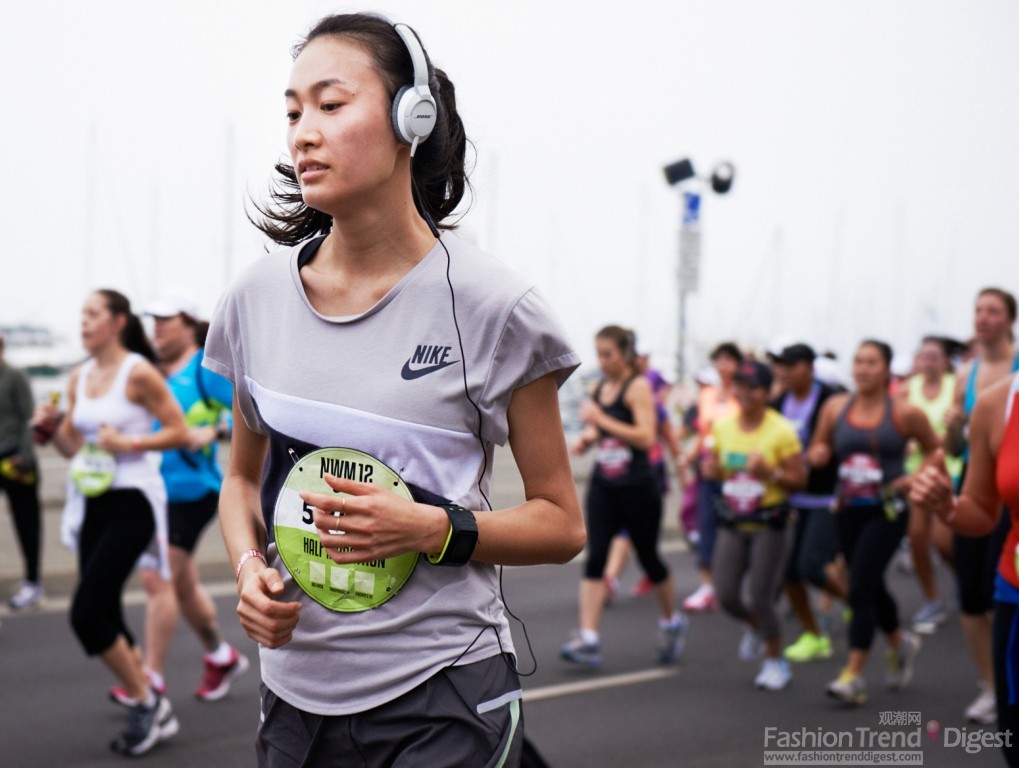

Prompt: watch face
[{"left": 273, "top": 447, "right": 419, "bottom": 612}]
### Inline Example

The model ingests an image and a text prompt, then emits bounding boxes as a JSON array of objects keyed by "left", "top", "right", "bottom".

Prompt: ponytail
[{"left": 96, "top": 289, "right": 157, "bottom": 363}]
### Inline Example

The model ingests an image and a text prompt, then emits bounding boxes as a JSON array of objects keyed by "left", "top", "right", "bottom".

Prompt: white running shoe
[
  {"left": 964, "top": 682, "right": 997, "bottom": 725},
  {"left": 8, "top": 581, "right": 44, "bottom": 610},
  {"left": 755, "top": 659, "right": 792, "bottom": 691}
]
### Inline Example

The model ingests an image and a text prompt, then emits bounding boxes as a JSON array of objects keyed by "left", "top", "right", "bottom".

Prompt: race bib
[
  {"left": 838, "top": 453, "right": 883, "bottom": 502},
  {"left": 70, "top": 444, "right": 116, "bottom": 498},
  {"left": 596, "top": 437, "right": 632, "bottom": 480},
  {"left": 273, "top": 447, "right": 419, "bottom": 613},
  {"left": 721, "top": 471, "right": 765, "bottom": 516}
]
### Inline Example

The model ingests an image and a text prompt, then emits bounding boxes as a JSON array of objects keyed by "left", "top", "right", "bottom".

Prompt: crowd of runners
[{"left": 560, "top": 287, "right": 1018, "bottom": 767}]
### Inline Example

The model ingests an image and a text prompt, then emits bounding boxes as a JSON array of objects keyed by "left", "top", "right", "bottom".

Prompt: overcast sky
[{"left": 3, "top": 1, "right": 1017, "bottom": 379}]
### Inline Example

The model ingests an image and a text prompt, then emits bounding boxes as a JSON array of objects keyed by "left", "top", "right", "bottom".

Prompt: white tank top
[
  {"left": 61, "top": 352, "right": 171, "bottom": 578},
  {"left": 72, "top": 352, "right": 159, "bottom": 490},
  {"left": 73, "top": 353, "right": 151, "bottom": 440}
]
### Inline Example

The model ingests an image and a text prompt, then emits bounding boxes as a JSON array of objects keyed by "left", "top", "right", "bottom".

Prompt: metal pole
[{"left": 677, "top": 287, "right": 687, "bottom": 384}]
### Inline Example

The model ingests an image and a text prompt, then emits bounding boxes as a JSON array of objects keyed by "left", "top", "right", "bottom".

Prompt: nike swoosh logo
[{"left": 400, "top": 359, "right": 459, "bottom": 380}]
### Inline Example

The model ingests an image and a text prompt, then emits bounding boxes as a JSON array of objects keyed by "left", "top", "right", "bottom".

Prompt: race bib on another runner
[
  {"left": 70, "top": 443, "right": 116, "bottom": 498},
  {"left": 721, "top": 471, "right": 765, "bottom": 516},
  {"left": 595, "top": 437, "right": 632, "bottom": 480},
  {"left": 837, "top": 453, "right": 883, "bottom": 503},
  {"left": 273, "top": 447, "right": 419, "bottom": 613}
]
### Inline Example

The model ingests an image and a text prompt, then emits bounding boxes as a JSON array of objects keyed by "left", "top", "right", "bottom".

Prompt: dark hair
[
  {"left": 709, "top": 341, "right": 743, "bottom": 363},
  {"left": 596, "top": 325, "right": 637, "bottom": 364},
  {"left": 251, "top": 13, "right": 472, "bottom": 245},
  {"left": 179, "top": 314, "right": 210, "bottom": 348},
  {"left": 919, "top": 335, "right": 963, "bottom": 371},
  {"left": 859, "top": 338, "right": 893, "bottom": 369},
  {"left": 977, "top": 287, "right": 1018, "bottom": 323},
  {"left": 96, "top": 289, "right": 157, "bottom": 363}
]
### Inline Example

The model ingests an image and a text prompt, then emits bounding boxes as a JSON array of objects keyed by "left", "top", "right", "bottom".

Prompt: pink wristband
[{"left": 235, "top": 549, "right": 267, "bottom": 580}]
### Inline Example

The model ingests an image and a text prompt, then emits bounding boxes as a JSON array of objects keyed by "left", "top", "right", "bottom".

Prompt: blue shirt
[{"left": 158, "top": 349, "right": 233, "bottom": 503}]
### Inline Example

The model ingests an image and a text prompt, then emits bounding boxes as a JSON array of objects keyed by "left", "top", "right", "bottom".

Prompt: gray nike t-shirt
[{"left": 204, "top": 232, "right": 579, "bottom": 715}]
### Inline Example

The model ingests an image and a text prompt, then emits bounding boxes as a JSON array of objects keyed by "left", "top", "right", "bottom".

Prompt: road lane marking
[{"left": 523, "top": 668, "right": 678, "bottom": 702}]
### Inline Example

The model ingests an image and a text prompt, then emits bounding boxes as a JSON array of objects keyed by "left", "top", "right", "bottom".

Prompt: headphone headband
[
  {"left": 394, "top": 24, "right": 430, "bottom": 91},
  {"left": 391, "top": 23, "right": 437, "bottom": 155}
]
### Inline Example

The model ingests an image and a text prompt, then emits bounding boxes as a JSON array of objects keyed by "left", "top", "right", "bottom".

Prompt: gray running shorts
[{"left": 256, "top": 653, "right": 524, "bottom": 767}]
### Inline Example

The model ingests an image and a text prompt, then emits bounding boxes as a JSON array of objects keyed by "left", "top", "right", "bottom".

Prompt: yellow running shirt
[{"left": 710, "top": 410, "right": 802, "bottom": 509}]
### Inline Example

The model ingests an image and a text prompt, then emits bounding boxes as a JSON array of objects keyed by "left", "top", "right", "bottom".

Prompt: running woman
[
  {"left": 108, "top": 296, "right": 249, "bottom": 707},
  {"left": 703, "top": 359, "right": 805, "bottom": 690},
  {"left": 911, "top": 371, "right": 1019, "bottom": 768},
  {"left": 563, "top": 326, "right": 688, "bottom": 667},
  {"left": 204, "top": 14, "right": 584, "bottom": 766},
  {"left": 899, "top": 336, "right": 962, "bottom": 634},
  {"left": 32, "top": 289, "right": 189, "bottom": 756},
  {"left": 768, "top": 343, "right": 845, "bottom": 664},
  {"left": 943, "top": 287, "right": 1018, "bottom": 725},
  {"left": 808, "top": 340, "right": 939, "bottom": 705},
  {"left": 684, "top": 341, "right": 743, "bottom": 613}
]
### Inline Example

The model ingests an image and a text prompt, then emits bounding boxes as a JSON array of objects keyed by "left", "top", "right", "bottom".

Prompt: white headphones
[{"left": 391, "top": 23, "right": 437, "bottom": 156}]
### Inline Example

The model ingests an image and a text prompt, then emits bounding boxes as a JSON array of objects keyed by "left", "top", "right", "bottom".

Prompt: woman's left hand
[
  {"left": 300, "top": 474, "right": 448, "bottom": 564},
  {"left": 579, "top": 399, "right": 602, "bottom": 427}
]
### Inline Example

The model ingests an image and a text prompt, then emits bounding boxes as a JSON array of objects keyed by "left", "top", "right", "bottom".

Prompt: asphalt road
[{"left": 0, "top": 447, "right": 1011, "bottom": 767}]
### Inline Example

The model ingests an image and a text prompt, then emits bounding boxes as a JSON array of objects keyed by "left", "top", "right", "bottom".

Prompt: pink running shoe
[
  {"left": 681, "top": 584, "right": 717, "bottom": 613},
  {"left": 195, "top": 647, "right": 251, "bottom": 701},
  {"left": 110, "top": 670, "right": 167, "bottom": 708},
  {"left": 631, "top": 576, "right": 654, "bottom": 597}
]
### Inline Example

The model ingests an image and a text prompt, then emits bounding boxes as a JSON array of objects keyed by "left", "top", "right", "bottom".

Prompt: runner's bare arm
[
  {"left": 806, "top": 394, "right": 843, "bottom": 468},
  {"left": 943, "top": 361, "right": 970, "bottom": 456},
  {"left": 475, "top": 371, "right": 586, "bottom": 565},
  {"left": 912, "top": 379, "right": 1006, "bottom": 538},
  {"left": 104, "top": 361, "right": 188, "bottom": 452},
  {"left": 222, "top": 396, "right": 302, "bottom": 648}
]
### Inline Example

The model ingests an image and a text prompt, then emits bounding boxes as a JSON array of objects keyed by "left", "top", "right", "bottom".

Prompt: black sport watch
[{"left": 427, "top": 504, "right": 478, "bottom": 566}]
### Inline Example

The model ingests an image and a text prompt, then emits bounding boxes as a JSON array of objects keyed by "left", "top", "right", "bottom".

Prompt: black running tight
[
  {"left": 70, "top": 489, "right": 155, "bottom": 656},
  {"left": 837, "top": 505, "right": 907, "bottom": 651},
  {"left": 583, "top": 478, "right": 668, "bottom": 584},
  {"left": 0, "top": 475, "right": 42, "bottom": 583}
]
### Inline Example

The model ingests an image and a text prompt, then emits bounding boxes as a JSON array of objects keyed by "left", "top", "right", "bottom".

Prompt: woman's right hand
[
  {"left": 235, "top": 564, "right": 302, "bottom": 649},
  {"left": 909, "top": 449, "right": 957, "bottom": 524},
  {"left": 31, "top": 403, "right": 63, "bottom": 444},
  {"left": 32, "top": 402, "right": 61, "bottom": 429},
  {"left": 806, "top": 442, "right": 831, "bottom": 468}
]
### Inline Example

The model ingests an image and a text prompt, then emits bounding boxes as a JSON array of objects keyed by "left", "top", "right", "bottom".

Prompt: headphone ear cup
[
  {"left": 391, "top": 85, "right": 414, "bottom": 145},
  {"left": 392, "top": 85, "right": 437, "bottom": 146}
]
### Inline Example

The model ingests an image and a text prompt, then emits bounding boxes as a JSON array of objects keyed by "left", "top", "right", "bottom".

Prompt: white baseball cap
[{"left": 144, "top": 295, "right": 201, "bottom": 321}]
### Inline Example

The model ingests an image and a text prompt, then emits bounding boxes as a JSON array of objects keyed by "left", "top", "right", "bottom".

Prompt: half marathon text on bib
[{"left": 273, "top": 447, "right": 418, "bottom": 612}]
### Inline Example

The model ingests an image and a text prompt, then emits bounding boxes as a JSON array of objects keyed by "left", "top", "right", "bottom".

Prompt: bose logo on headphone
[{"left": 392, "top": 23, "right": 437, "bottom": 156}]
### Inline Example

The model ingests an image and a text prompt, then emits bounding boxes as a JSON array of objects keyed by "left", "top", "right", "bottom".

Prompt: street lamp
[{"left": 662, "top": 158, "right": 735, "bottom": 383}]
